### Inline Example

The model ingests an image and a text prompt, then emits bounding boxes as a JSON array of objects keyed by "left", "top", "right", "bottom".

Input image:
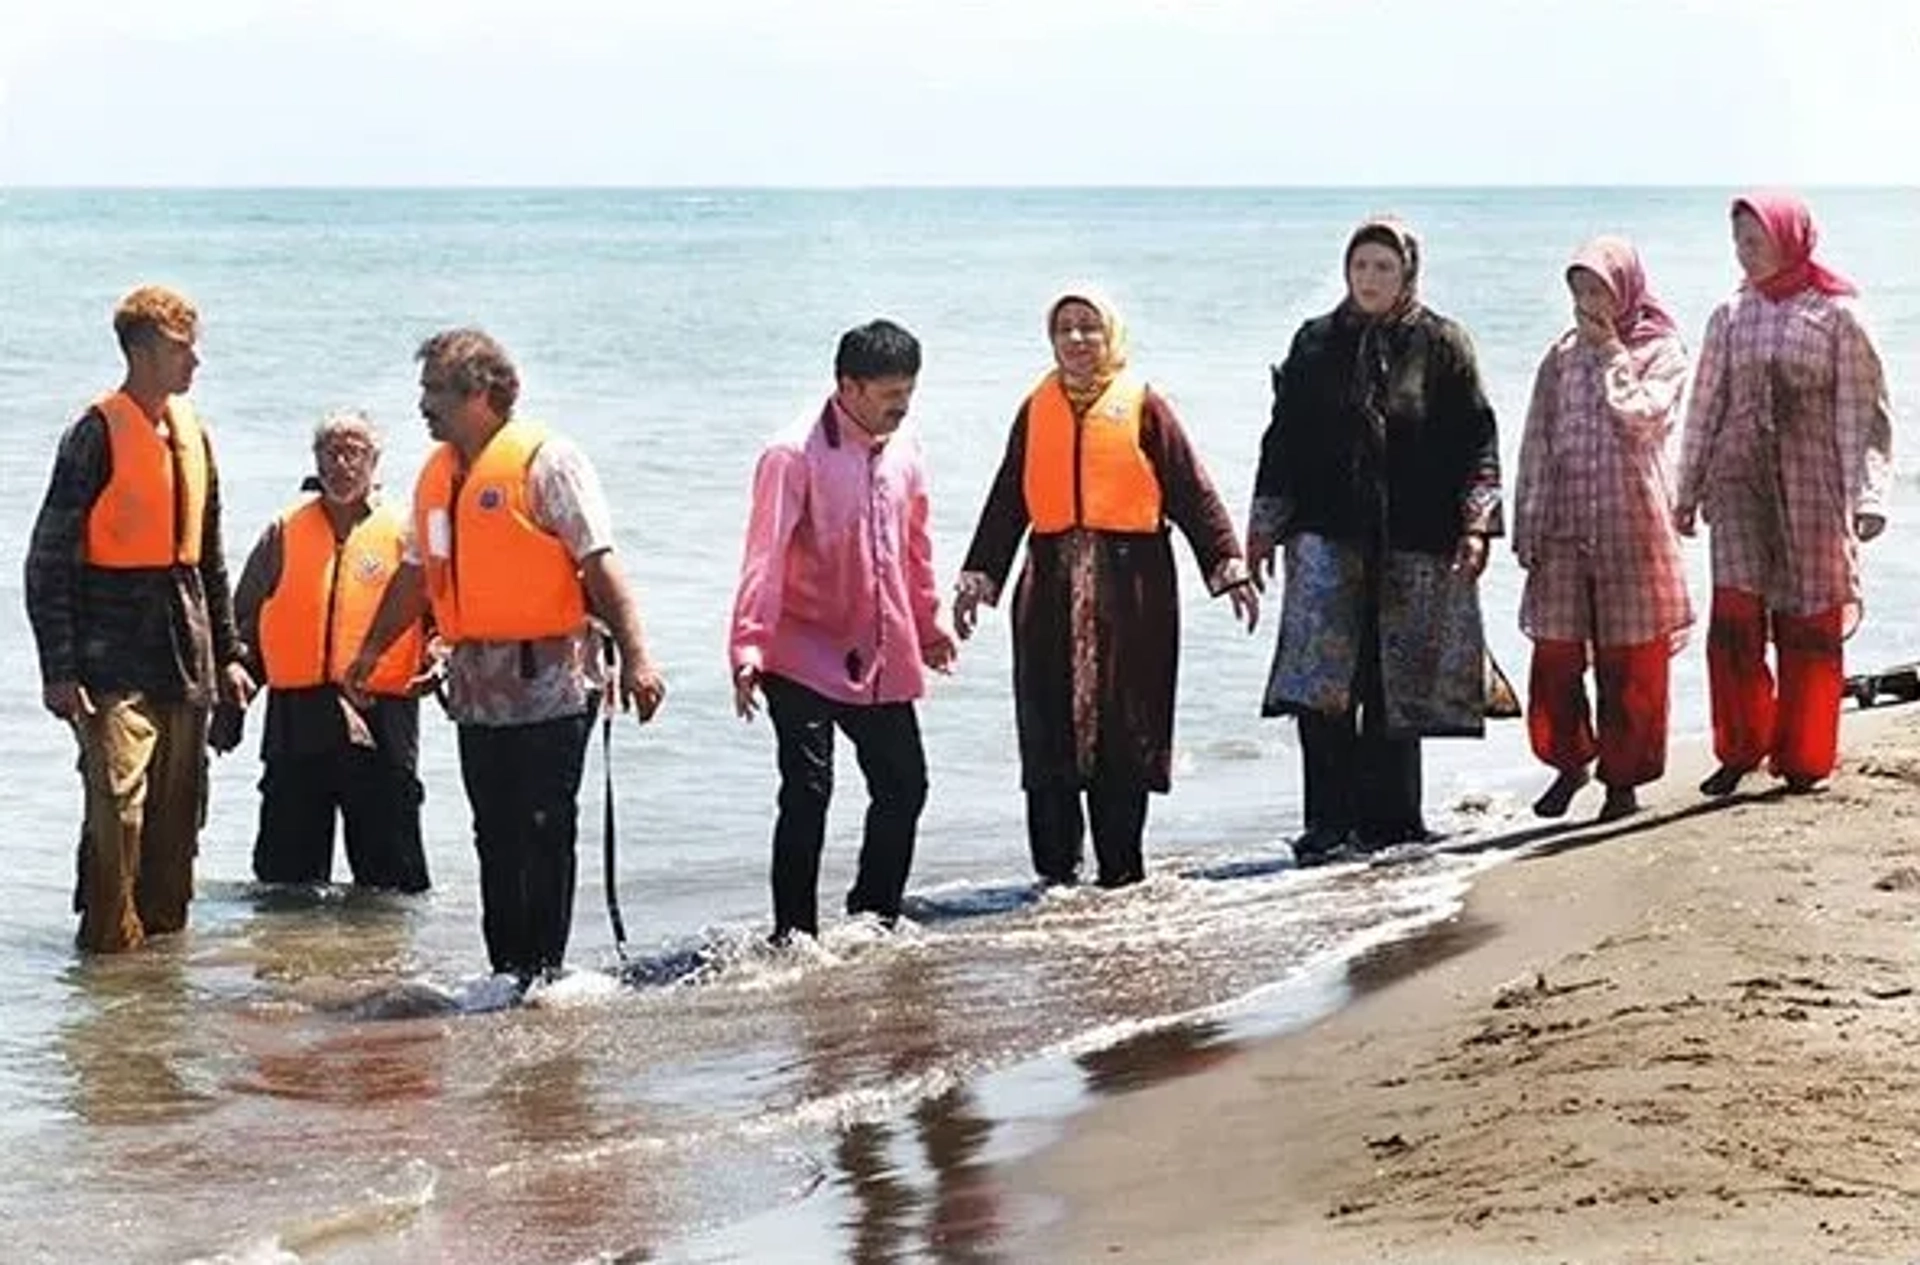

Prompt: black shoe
[
  {"left": 1291, "top": 825, "right": 1358, "bottom": 867},
  {"left": 1781, "top": 774, "right": 1825, "bottom": 795},
  {"left": 1532, "top": 767, "right": 1592, "bottom": 819},
  {"left": 1596, "top": 786, "right": 1639, "bottom": 822},
  {"left": 846, "top": 894, "right": 901, "bottom": 928},
  {"left": 1700, "top": 764, "right": 1753, "bottom": 797},
  {"left": 1355, "top": 821, "right": 1438, "bottom": 852}
]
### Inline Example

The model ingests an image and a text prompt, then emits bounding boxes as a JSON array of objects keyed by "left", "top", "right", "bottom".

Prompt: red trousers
[
  {"left": 1528, "top": 638, "right": 1671, "bottom": 789},
  {"left": 1705, "top": 588, "right": 1845, "bottom": 782}
]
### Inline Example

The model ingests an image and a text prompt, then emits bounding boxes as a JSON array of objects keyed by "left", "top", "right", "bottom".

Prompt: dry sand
[{"left": 1011, "top": 707, "right": 1920, "bottom": 1263}]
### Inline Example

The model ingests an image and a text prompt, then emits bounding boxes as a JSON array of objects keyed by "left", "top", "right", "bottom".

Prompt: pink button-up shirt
[{"left": 729, "top": 400, "right": 943, "bottom": 705}]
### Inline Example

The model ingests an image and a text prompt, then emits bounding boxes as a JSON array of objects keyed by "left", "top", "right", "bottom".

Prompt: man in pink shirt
[{"left": 730, "top": 320, "right": 956, "bottom": 944}]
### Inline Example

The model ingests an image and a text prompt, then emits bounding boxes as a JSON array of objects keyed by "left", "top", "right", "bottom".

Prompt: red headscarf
[
  {"left": 1733, "top": 191, "right": 1857, "bottom": 301},
  {"left": 1566, "top": 235, "right": 1679, "bottom": 349}
]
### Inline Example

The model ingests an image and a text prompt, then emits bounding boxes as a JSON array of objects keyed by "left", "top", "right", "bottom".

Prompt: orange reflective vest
[
  {"left": 258, "top": 497, "right": 424, "bottom": 697},
  {"left": 84, "top": 391, "right": 209, "bottom": 568},
  {"left": 412, "top": 419, "right": 588, "bottom": 644},
  {"left": 1021, "top": 373, "right": 1163, "bottom": 534}
]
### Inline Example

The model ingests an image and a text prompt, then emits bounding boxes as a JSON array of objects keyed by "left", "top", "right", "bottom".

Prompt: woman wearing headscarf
[
  {"left": 1246, "top": 218, "right": 1502, "bottom": 865},
  {"left": 1513, "top": 237, "right": 1692, "bottom": 823},
  {"left": 952, "top": 289, "right": 1257, "bottom": 889},
  {"left": 1675, "top": 192, "right": 1894, "bottom": 796}
]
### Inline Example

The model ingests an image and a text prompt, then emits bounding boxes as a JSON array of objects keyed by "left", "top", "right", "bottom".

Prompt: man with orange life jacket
[
  {"left": 227, "top": 410, "right": 434, "bottom": 893},
  {"left": 24, "top": 284, "right": 255, "bottom": 953},
  {"left": 345, "top": 328, "right": 666, "bottom": 987},
  {"left": 953, "top": 289, "right": 1257, "bottom": 888}
]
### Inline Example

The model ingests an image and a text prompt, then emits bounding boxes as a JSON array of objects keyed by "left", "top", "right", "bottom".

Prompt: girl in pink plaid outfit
[
  {"left": 1515, "top": 237, "right": 1693, "bottom": 823},
  {"left": 1675, "top": 192, "right": 1894, "bottom": 796}
]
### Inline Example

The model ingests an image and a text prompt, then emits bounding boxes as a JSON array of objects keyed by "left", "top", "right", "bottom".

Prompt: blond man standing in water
[{"left": 25, "top": 285, "right": 255, "bottom": 952}]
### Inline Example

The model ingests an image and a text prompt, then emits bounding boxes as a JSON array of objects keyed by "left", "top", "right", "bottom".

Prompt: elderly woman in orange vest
[
  {"left": 953, "top": 289, "right": 1258, "bottom": 888},
  {"left": 229, "top": 409, "right": 433, "bottom": 894},
  {"left": 1675, "top": 191, "right": 1894, "bottom": 796}
]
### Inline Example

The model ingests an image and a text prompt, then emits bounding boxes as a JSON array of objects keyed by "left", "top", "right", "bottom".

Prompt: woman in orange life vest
[
  {"left": 227, "top": 409, "right": 434, "bottom": 893},
  {"left": 953, "top": 288, "right": 1259, "bottom": 888}
]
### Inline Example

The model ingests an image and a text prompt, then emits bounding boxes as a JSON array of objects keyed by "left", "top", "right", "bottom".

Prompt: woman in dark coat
[
  {"left": 1246, "top": 219, "right": 1503, "bottom": 864},
  {"left": 953, "top": 288, "right": 1257, "bottom": 888}
]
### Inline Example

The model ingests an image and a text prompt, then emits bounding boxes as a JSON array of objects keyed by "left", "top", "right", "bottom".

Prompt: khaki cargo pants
[{"left": 71, "top": 694, "right": 209, "bottom": 953}]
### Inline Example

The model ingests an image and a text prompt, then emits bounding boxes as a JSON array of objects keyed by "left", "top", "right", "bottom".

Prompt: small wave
[
  {"left": 187, "top": 1159, "right": 438, "bottom": 1264},
  {"left": 738, "top": 1064, "right": 969, "bottom": 1141},
  {"left": 524, "top": 968, "right": 625, "bottom": 1010},
  {"left": 1175, "top": 855, "right": 1298, "bottom": 882},
  {"left": 611, "top": 897, "right": 1066, "bottom": 995},
  {"left": 900, "top": 879, "right": 1041, "bottom": 922}
]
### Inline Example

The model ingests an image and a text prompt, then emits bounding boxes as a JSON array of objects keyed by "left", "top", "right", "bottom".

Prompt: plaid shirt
[
  {"left": 1676, "top": 288, "right": 1893, "bottom": 616},
  {"left": 1515, "top": 332, "right": 1694, "bottom": 647},
  {"left": 23, "top": 405, "right": 239, "bottom": 703}
]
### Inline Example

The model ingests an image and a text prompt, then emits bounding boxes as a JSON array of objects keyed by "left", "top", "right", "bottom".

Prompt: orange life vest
[
  {"left": 84, "top": 391, "right": 209, "bottom": 568},
  {"left": 1021, "top": 372, "right": 1163, "bottom": 534},
  {"left": 258, "top": 497, "right": 424, "bottom": 697},
  {"left": 412, "top": 419, "right": 589, "bottom": 644}
]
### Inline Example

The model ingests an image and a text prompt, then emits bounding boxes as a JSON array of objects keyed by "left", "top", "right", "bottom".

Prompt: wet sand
[{"left": 1010, "top": 704, "right": 1920, "bottom": 1263}]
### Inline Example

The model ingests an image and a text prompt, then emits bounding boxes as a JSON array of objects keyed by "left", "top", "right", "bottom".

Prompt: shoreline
[{"left": 1007, "top": 703, "right": 1920, "bottom": 1262}]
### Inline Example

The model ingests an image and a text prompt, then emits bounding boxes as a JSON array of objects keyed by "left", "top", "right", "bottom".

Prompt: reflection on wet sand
[
  {"left": 781, "top": 954, "right": 1008, "bottom": 1263},
  {"left": 58, "top": 949, "right": 215, "bottom": 1128},
  {"left": 225, "top": 890, "right": 445, "bottom": 1107},
  {"left": 1345, "top": 912, "right": 1498, "bottom": 999},
  {"left": 452, "top": 1035, "right": 667, "bottom": 1263},
  {"left": 231, "top": 884, "right": 421, "bottom": 989},
  {"left": 836, "top": 1118, "right": 918, "bottom": 1264},
  {"left": 231, "top": 1022, "right": 445, "bottom": 1106},
  {"left": 913, "top": 1088, "right": 1004, "bottom": 1264},
  {"left": 831, "top": 1087, "right": 1007, "bottom": 1265},
  {"left": 1076, "top": 1019, "right": 1241, "bottom": 1097}
]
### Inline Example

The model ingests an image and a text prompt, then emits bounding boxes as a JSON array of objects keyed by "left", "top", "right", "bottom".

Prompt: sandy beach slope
[{"left": 1014, "top": 706, "right": 1920, "bottom": 1264}]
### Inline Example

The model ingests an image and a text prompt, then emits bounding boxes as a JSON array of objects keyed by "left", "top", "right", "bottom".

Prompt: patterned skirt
[{"left": 1262, "top": 533, "right": 1495, "bottom": 738}]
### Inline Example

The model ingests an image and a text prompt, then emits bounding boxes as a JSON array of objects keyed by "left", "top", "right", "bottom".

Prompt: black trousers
[
  {"left": 456, "top": 709, "right": 596, "bottom": 978},
  {"left": 1296, "top": 566, "right": 1428, "bottom": 848},
  {"left": 1025, "top": 773, "right": 1150, "bottom": 889},
  {"left": 252, "top": 748, "right": 428, "bottom": 892},
  {"left": 1298, "top": 712, "right": 1424, "bottom": 846},
  {"left": 762, "top": 675, "right": 928, "bottom": 937}
]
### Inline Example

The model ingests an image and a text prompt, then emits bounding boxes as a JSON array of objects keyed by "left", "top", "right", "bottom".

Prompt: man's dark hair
[
  {"left": 834, "top": 319, "right": 921, "bottom": 382},
  {"left": 416, "top": 327, "right": 520, "bottom": 418}
]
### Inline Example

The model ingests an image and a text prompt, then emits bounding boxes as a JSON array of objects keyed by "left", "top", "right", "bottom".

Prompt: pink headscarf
[
  {"left": 1733, "top": 191, "right": 1857, "bottom": 301},
  {"left": 1566, "top": 235, "right": 1679, "bottom": 349}
]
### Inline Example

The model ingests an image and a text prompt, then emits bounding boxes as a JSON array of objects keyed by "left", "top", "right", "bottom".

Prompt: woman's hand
[
  {"left": 1228, "top": 582, "right": 1260, "bottom": 633},
  {"left": 1246, "top": 531, "right": 1276, "bottom": 593},
  {"left": 1451, "top": 532, "right": 1489, "bottom": 580}
]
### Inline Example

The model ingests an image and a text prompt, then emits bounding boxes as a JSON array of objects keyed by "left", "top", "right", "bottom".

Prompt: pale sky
[{"left": 1, "top": 0, "right": 1914, "bottom": 186}]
